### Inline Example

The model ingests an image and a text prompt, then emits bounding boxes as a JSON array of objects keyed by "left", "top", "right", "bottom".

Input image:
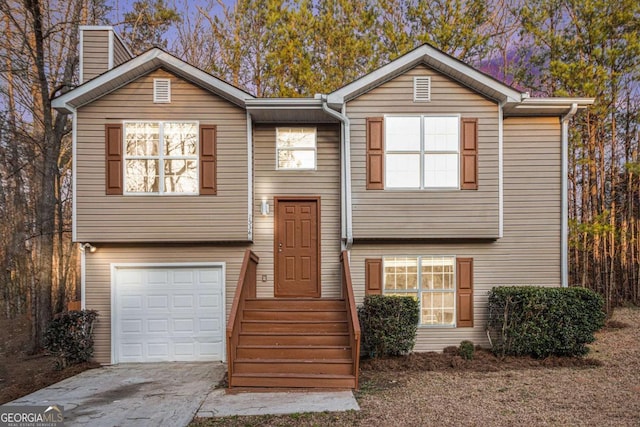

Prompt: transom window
[
  {"left": 383, "top": 256, "right": 456, "bottom": 326},
  {"left": 385, "top": 116, "right": 459, "bottom": 189},
  {"left": 124, "top": 121, "right": 198, "bottom": 194},
  {"left": 276, "top": 127, "right": 317, "bottom": 170}
]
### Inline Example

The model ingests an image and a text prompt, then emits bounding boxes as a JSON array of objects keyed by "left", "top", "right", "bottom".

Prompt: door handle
[{"left": 278, "top": 242, "right": 282, "bottom": 252}]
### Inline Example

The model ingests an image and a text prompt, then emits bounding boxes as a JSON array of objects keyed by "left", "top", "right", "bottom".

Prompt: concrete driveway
[{"left": 8, "top": 362, "right": 225, "bottom": 427}]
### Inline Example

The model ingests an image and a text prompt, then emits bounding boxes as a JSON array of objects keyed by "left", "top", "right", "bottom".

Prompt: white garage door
[{"left": 113, "top": 265, "right": 224, "bottom": 363}]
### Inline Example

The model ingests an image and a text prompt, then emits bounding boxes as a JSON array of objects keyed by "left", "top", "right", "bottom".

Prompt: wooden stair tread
[
  {"left": 244, "top": 307, "right": 347, "bottom": 313},
  {"left": 244, "top": 298, "right": 344, "bottom": 301},
  {"left": 235, "top": 358, "right": 352, "bottom": 363},
  {"left": 237, "top": 345, "right": 350, "bottom": 349},
  {"left": 233, "top": 372, "right": 355, "bottom": 379},
  {"left": 242, "top": 320, "right": 347, "bottom": 323},
  {"left": 239, "top": 331, "right": 349, "bottom": 335}
]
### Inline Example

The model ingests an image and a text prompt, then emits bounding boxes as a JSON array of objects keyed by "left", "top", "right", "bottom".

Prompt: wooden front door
[{"left": 275, "top": 198, "right": 321, "bottom": 297}]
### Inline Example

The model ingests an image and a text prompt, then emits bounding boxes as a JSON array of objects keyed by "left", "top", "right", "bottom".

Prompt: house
[{"left": 53, "top": 26, "right": 593, "bottom": 389}]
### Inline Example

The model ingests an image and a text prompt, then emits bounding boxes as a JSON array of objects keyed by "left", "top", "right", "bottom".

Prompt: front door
[{"left": 274, "top": 197, "right": 321, "bottom": 297}]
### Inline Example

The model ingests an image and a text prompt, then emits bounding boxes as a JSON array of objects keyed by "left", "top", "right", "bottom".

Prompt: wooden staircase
[
  {"left": 227, "top": 250, "right": 360, "bottom": 389},
  {"left": 231, "top": 298, "right": 356, "bottom": 388}
]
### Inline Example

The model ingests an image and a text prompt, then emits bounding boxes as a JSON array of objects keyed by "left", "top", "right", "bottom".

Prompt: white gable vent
[
  {"left": 153, "top": 78, "right": 171, "bottom": 103},
  {"left": 413, "top": 76, "right": 431, "bottom": 102}
]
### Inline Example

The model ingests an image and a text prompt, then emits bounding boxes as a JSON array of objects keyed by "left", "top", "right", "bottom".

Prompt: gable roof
[
  {"left": 328, "top": 44, "right": 524, "bottom": 107},
  {"left": 53, "top": 48, "right": 254, "bottom": 113},
  {"left": 327, "top": 44, "right": 594, "bottom": 115}
]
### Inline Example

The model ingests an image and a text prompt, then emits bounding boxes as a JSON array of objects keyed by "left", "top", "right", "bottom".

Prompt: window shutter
[
  {"left": 366, "top": 117, "right": 384, "bottom": 190},
  {"left": 456, "top": 257, "right": 474, "bottom": 327},
  {"left": 199, "top": 125, "right": 217, "bottom": 195},
  {"left": 460, "top": 118, "right": 478, "bottom": 190},
  {"left": 105, "top": 123, "right": 123, "bottom": 195},
  {"left": 365, "top": 258, "right": 383, "bottom": 295}
]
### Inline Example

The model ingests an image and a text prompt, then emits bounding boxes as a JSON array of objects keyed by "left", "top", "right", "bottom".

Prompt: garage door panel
[
  {"left": 199, "top": 294, "right": 220, "bottom": 308},
  {"left": 121, "top": 319, "right": 143, "bottom": 334},
  {"left": 114, "top": 266, "right": 224, "bottom": 363},
  {"left": 173, "top": 270, "right": 195, "bottom": 284},
  {"left": 147, "top": 295, "right": 169, "bottom": 309},
  {"left": 121, "top": 295, "right": 143, "bottom": 309},
  {"left": 173, "top": 318, "right": 195, "bottom": 333},
  {"left": 199, "top": 318, "right": 219, "bottom": 333},
  {"left": 173, "top": 294, "right": 194, "bottom": 308}
]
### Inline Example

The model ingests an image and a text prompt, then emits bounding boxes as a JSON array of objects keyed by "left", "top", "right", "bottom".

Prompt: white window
[
  {"left": 383, "top": 256, "right": 456, "bottom": 326},
  {"left": 276, "top": 127, "right": 316, "bottom": 170},
  {"left": 385, "top": 116, "right": 459, "bottom": 189},
  {"left": 124, "top": 121, "right": 198, "bottom": 194}
]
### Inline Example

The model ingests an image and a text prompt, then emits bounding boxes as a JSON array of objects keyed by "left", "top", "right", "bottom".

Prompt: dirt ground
[
  {"left": 192, "top": 307, "right": 640, "bottom": 427},
  {"left": 0, "top": 315, "right": 99, "bottom": 404}
]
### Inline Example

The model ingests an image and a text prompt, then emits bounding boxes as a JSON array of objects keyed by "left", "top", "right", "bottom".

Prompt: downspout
[
  {"left": 246, "top": 111, "right": 253, "bottom": 241},
  {"left": 321, "top": 96, "right": 353, "bottom": 250},
  {"left": 561, "top": 103, "right": 578, "bottom": 288},
  {"left": 80, "top": 245, "right": 86, "bottom": 309},
  {"left": 498, "top": 100, "right": 506, "bottom": 239}
]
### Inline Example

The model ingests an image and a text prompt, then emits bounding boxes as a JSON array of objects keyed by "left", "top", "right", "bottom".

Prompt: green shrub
[
  {"left": 358, "top": 295, "right": 419, "bottom": 358},
  {"left": 44, "top": 310, "right": 98, "bottom": 369},
  {"left": 487, "top": 286, "right": 605, "bottom": 358},
  {"left": 458, "top": 340, "right": 475, "bottom": 360}
]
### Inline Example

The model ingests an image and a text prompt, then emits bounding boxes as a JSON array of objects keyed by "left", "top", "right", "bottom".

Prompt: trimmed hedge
[
  {"left": 44, "top": 310, "right": 98, "bottom": 369},
  {"left": 358, "top": 295, "right": 419, "bottom": 358},
  {"left": 487, "top": 286, "right": 605, "bottom": 358}
]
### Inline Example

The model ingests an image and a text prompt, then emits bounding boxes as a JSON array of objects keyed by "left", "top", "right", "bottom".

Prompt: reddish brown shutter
[
  {"left": 365, "top": 258, "right": 383, "bottom": 295},
  {"left": 366, "top": 117, "right": 384, "bottom": 190},
  {"left": 105, "top": 123, "right": 123, "bottom": 195},
  {"left": 456, "top": 257, "right": 474, "bottom": 327},
  {"left": 199, "top": 125, "right": 217, "bottom": 195},
  {"left": 461, "top": 118, "right": 478, "bottom": 190}
]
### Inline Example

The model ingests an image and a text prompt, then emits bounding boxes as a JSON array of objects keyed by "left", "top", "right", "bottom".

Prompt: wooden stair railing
[
  {"left": 341, "top": 250, "right": 361, "bottom": 389},
  {"left": 226, "top": 249, "right": 259, "bottom": 388}
]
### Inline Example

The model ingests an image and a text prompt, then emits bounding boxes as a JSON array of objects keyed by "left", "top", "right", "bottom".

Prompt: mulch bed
[{"left": 359, "top": 347, "right": 602, "bottom": 373}]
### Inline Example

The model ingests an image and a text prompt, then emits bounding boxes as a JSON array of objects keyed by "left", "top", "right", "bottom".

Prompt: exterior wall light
[{"left": 260, "top": 199, "right": 270, "bottom": 216}]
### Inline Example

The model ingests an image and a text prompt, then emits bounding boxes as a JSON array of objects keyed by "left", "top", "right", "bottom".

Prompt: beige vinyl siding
[
  {"left": 76, "top": 69, "right": 249, "bottom": 242},
  {"left": 350, "top": 116, "right": 562, "bottom": 351},
  {"left": 81, "top": 30, "right": 109, "bottom": 83},
  {"left": 84, "top": 245, "right": 248, "bottom": 363},
  {"left": 252, "top": 125, "right": 342, "bottom": 298},
  {"left": 112, "top": 35, "right": 132, "bottom": 67},
  {"left": 347, "top": 64, "right": 499, "bottom": 239}
]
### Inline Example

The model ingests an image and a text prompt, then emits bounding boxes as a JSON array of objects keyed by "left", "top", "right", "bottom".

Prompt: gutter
[
  {"left": 320, "top": 95, "right": 353, "bottom": 250},
  {"left": 561, "top": 103, "right": 578, "bottom": 287}
]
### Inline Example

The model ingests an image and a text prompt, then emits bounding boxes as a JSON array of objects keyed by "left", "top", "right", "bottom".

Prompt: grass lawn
[{"left": 191, "top": 307, "right": 640, "bottom": 427}]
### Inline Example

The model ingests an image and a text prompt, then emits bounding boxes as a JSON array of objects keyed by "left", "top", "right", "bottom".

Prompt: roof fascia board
[
  {"left": 53, "top": 49, "right": 253, "bottom": 113},
  {"left": 245, "top": 98, "right": 323, "bottom": 109},
  {"left": 329, "top": 45, "right": 524, "bottom": 106}
]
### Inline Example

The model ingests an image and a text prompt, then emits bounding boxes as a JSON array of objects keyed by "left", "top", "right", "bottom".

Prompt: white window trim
[
  {"left": 275, "top": 127, "right": 317, "bottom": 171},
  {"left": 384, "top": 114, "right": 460, "bottom": 190},
  {"left": 123, "top": 120, "right": 199, "bottom": 196},
  {"left": 382, "top": 255, "right": 457, "bottom": 328}
]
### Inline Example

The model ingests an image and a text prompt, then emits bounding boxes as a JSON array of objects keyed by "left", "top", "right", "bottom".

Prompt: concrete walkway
[
  {"left": 5, "top": 363, "right": 360, "bottom": 425},
  {"left": 8, "top": 363, "right": 223, "bottom": 427},
  {"left": 198, "top": 389, "right": 360, "bottom": 418}
]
